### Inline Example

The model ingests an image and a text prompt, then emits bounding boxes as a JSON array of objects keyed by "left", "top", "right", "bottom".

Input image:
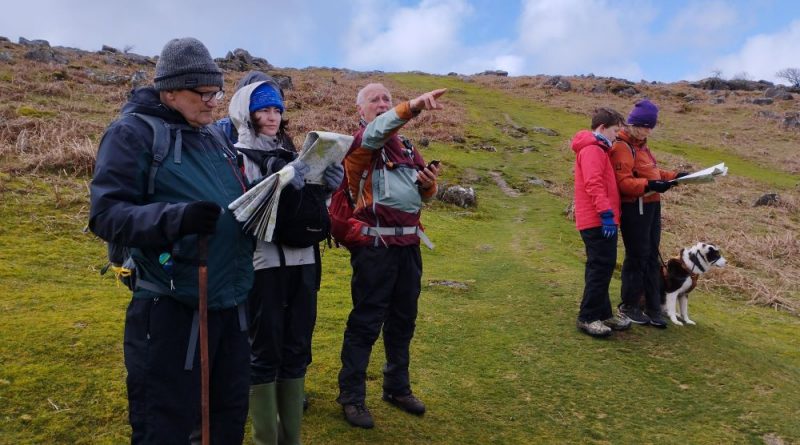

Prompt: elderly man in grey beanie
[{"left": 89, "top": 37, "right": 254, "bottom": 444}]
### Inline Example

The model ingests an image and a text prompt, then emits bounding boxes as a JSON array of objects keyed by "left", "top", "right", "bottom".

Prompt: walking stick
[{"left": 198, "top": 235, "right": 211, "bottom": 445}]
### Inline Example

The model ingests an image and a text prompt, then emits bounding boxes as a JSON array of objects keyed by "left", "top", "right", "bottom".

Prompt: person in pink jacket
[{"left": 571, "top": 108, "right": 631, "bottom": 337}]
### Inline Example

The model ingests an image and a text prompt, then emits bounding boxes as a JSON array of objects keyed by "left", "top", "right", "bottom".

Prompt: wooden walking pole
[{"left": 198, "top": 235, "right": 210, "bottom": 445}]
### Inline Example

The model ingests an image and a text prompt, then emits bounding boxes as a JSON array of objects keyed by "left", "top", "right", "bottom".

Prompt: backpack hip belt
[{"left": 360, "top": 225, "right": 434, "bottom": 249}]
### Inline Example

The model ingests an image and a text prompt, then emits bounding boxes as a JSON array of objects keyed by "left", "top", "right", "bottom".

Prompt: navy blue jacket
[{"left": 89, "top": 87, "right": 254, "bottom": 310}]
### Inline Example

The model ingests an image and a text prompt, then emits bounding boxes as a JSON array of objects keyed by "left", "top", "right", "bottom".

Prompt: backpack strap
[{"left": 125, "top": 113, "right": 173, "bottom": 196}]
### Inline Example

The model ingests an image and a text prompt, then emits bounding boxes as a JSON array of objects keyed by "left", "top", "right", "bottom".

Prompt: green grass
[{"left": 1, "top": 75, "right": 799, "bottom": 444}]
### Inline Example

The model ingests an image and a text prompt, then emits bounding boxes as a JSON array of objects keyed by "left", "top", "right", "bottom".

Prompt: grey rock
[
  {"left": 130, "top": 70, "right": 148, "bottom": 88},
  {"left": 0, "top": 36, "right": 9, "bottom": 42},
  {"left": 86, "top": 70, "right": 129, "bottom": 85},
  {"left": 754, "top": 193, "right": 780, "bottom": 207},
  {"left": 709, "top": 96, "right": 725, "bottom": 104},
  {"left": 590, "top": 84, "right": 607, "bottom": 94},
  {"left": 428, "top": 280, "right": 469, "bottom": 290},
  {"left": 19, "top": 37, "right": 50, "bottom": 47},
  {"left": 0, "top": 51, "right": 12, "bottom": 63},
  {"left": 757, "top": 110, "right": 779, "bottom": 120},
  {"left": 438, "top": 185, "right": 477, "bottom": 208},
  {"left": 24, "top": 46, "right": 69, "bottom": 64},
  {"left": 752, "top": 98, "right": 774, "bottom": 105},
  {"left": 419, "top": 137, "right": 430, "bottom": 147},
  {"left": 272, "top": 73, "right": 293, "bottom": 91},
  {"left": 101, "top": 44, "right": 119, "bottom": 53},
  {"left": 555, "top": 80, "right": 571, "bottom": 91},
  {"left": 528, "top": 177, "right": 552, "bottom": 187},
  {"left": 782, "top": 112, "right": 800, "bottom": 129},
  {"left": 124, "top": 52, "right": 154, "bottom": 66},
  {"left": 532, "top": 127, "right": 559, "bottom": 136},
  {"left": 477, "top": 70, "right": 508, "bottom": 77},
  {"left": 614, "top": 86, "right": 639, "bottom": 97}
]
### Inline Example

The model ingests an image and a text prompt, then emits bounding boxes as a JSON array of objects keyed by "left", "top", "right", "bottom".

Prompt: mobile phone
[{"left": 427, "top": 160, "right": 440, "bottom": 169}]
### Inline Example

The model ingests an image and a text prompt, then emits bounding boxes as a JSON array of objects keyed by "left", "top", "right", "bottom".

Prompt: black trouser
[
  {"left": 620, "top": 201, "right": 663, "bottom": 313},
  {"left": 578, "top": 226, "right": 617, "bottom": 322},
  {"left": 124, "top": 296, "right": 249, "bottom": 445},
  {"left": 248, "top": 264, "right": 318, "bottom": 384},
  {"left": 337, "top": 245, "right": 422, "bottom": 405}
]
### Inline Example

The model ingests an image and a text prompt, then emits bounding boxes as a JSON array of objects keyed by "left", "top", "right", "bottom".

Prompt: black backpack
[{"left": 238, "top": 148, "right": 331, "bottom": 248}]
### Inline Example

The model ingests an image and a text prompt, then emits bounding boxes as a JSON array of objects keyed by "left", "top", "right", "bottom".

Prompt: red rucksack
[{"left": 328, "top": 145, "right": 379, "bottom": 248}]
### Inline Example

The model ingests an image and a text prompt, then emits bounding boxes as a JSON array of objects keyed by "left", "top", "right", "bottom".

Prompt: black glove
[
  {"left": 646, "top": 180, "right": 673, "bottom": 193},
  {"left": 260, "top": 156, "right": 288, "bottom": 176},
  {"left": 676, "top": 171, "right": 690, "bottom": 178},
  {"left": 180, "top": 201, "right": 222, "bottom": 236}
]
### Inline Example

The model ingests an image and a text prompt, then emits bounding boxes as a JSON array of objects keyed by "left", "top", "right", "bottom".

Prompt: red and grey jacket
[
  {"left": 609, "top": 129, "right": 678, "bottom": 204},
  {"left": 345, "top": 101, "right": 436, "bottom": 248},
  {"left": 571, "top": 130, "right": 620, "bottom": 230}
]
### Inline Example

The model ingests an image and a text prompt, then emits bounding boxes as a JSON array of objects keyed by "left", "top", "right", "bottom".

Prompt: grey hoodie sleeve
[{"left": 89, "top": 120, "right": 186, "bottom": 248}]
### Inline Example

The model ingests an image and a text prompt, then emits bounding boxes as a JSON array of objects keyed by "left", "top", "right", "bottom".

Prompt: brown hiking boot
[
  {"left": 382, "top": 392, "right": 426, "bottom": 415},
  {"left": 342, "top": 403, "right": 374, "bottom": 429}
]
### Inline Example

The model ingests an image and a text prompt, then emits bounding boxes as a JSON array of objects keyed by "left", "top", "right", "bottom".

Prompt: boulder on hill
[
  {"left": 217, "top": 48, "right": 272, "bottom": 72},
  {"left": 438, "top": 185, "right": 477, "bottom": 208},
  {"left": 24, "top": 45, "right": 69, "bottom": 65},
  {"left": 19, "top": 37, "right": 50, "bottom": 47},
  {"left": 691, "top": 77, "right": 773, "bottom": 92},
  {"left": 476, "top": 70, "right": 508, "bottom": 77},
  {"left": 765, "top": 87, "right": 794, "bottom": 100}
]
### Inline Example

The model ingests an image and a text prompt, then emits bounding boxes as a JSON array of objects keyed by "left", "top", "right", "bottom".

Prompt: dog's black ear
[{"left": 706, "top": 247, "right": 721, "bottom": 262}]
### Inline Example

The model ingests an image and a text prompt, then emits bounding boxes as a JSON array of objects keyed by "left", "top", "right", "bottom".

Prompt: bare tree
[
  {"left": 710, "top": 69, "right": 723, "bottom": 79},
  {"left": 776, "top": 68, "right": 800, "bottom": 87}
]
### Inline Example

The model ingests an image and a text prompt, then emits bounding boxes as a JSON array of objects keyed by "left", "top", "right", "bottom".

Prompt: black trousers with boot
[
  {"left": 578, "top": 226, "right": 617, "bottom": 322},
  {"left": 248, "top": 264, "right": 318, "bottom": 384},
  {"left": 124, "top": 296, "right": 250, "bottom": 445},
  {"left": 620, "top": 201, "right": 663, "bottom": 314},
  {"left": 337, "top": 245, "right": 422, "bottom": 405}
]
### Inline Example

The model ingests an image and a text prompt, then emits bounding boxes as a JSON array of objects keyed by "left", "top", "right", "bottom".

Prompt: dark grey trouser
[{"left": 337, "top": 245, "right": 422, "bottom": 405}]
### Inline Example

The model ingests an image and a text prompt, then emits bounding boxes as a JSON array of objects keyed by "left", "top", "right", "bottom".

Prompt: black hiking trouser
[
  {"left": 337, "top": 245, "right": 422, "bottom": 405},
  {"left": 248, "top": 263, "right": 318, "bottom": 384},
  {"left": 124, "top": 296, "right": 249, "bottom": 445},
  {"left": 578, "top": 226, "right": 617, "bottom": 322},
  {"left": 620, "top": 201, "right": 663, "bottom": 313}
]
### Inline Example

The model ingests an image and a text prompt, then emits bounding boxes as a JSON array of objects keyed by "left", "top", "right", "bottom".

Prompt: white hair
[{"left": 356, "top": 83, "right": 391, "bottom": 106}]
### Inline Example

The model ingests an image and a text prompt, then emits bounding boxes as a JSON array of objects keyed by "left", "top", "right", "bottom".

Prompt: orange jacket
[{"left": 608, "top": 130, "right": 677, "bottom": 203}]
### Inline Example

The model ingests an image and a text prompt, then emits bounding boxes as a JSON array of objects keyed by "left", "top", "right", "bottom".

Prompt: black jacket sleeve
[{"left": 88, "top": 119, "right": 186, "bottom": 248}]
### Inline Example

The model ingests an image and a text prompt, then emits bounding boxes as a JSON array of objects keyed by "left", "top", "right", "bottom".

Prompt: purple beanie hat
[{"left": 626, "top": 100, "right": 659, "bottom": 128}]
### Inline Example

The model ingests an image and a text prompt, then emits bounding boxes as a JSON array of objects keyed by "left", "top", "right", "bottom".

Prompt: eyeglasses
[{"left": 189, "top": 89, "right": 225, "bottom": 102}]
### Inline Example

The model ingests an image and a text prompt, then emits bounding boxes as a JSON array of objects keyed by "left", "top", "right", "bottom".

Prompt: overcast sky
[{"left": 2, "top": 0, "right": 799, "bottom": 83}]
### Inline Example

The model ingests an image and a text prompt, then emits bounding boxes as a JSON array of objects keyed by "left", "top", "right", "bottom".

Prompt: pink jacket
[{"left": 571, "top": 130, "right": 621, "bottom": 230}]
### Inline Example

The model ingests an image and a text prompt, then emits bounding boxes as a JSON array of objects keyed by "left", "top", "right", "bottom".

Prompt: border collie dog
[{"left": 661, "top": 243, "right": 727, "bottom": 326}]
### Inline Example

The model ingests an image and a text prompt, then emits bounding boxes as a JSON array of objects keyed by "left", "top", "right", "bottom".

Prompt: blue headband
[{"left": 249, "top": 83, "right": 284, "bottom": 113}]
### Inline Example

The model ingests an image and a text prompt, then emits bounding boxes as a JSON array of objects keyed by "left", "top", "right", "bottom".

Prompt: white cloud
[
  {"left": 661, "top": 0, "right": 739, "bottom": 49},
  {"left": 693, "top": 19, "right": 800, "bottom": 83},
  {"left": 342, "top": 0, "right": 473, "bottom": 72},
  {"left": 514, "top": 0, "right": 649, "bottom": 78}
]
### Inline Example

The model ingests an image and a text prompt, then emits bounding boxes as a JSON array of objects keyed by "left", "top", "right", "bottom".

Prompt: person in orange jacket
[{"left": 609, "top": 100, "right": 687, "bottom": 328}]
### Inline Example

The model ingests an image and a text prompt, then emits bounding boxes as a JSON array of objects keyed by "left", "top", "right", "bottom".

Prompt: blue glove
[
  {"left": 288, "top": 160, "right": 309, "bottom": 190},
  {"left": 600, "top": 210, "right": 617, "bottom": 239},
  {"left": 323, "top": 163, "right": 344, "bottom": 190}
]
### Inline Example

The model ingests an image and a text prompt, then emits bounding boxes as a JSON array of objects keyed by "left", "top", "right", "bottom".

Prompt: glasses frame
[{"left": 189, "top": 89, "right": 225, "bottom": 102}]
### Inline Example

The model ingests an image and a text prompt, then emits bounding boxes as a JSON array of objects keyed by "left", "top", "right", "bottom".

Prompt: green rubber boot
[
  {"left": 250, "top": 382, "right": 278, "bottom": 445},
  {"left": 276, "top": 378, "right": 305, "bottom": 445}
]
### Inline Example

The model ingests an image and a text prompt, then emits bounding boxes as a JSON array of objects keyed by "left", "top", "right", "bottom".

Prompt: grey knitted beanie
[{"left": 154, "top": 37, "right": 223, "bottom": 91}]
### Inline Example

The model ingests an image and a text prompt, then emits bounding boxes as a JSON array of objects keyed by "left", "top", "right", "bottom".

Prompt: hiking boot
[
  {"left": 603, "top": 314, "right": 632, "bottom": 331},
  {"left": 576, "top": 319, "right": 612, "bottom": 338},
  {"left": 618, "top": 304, "right": 651, "bottom": 325},
  {"left": 646, "top": 311, "right": 668, "bottom": 329},
  {"left": 382, "top": 392, "right": 426, "bottom": 415},
  {"left": 342, "top": 403, "right": 374, "bottom": 429}
]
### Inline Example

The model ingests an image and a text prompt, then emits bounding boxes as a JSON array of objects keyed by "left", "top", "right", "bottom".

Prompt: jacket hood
[
  {"left": 617, "top": 128, "right": 646, "bottom": 146},
  {"left": 229, "top": 81, "right": 274, "bottom": 149},
  {"left": 571, "top": 130, "right": 609, "bottom": 154},
  {"left": 120, "top": 87, "right": 190, "bottom": 124}
]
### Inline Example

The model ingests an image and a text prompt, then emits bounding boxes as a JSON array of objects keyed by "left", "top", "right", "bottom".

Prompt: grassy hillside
[{"left": 1, "top": 40, "right": 799, "bottom": 444}]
